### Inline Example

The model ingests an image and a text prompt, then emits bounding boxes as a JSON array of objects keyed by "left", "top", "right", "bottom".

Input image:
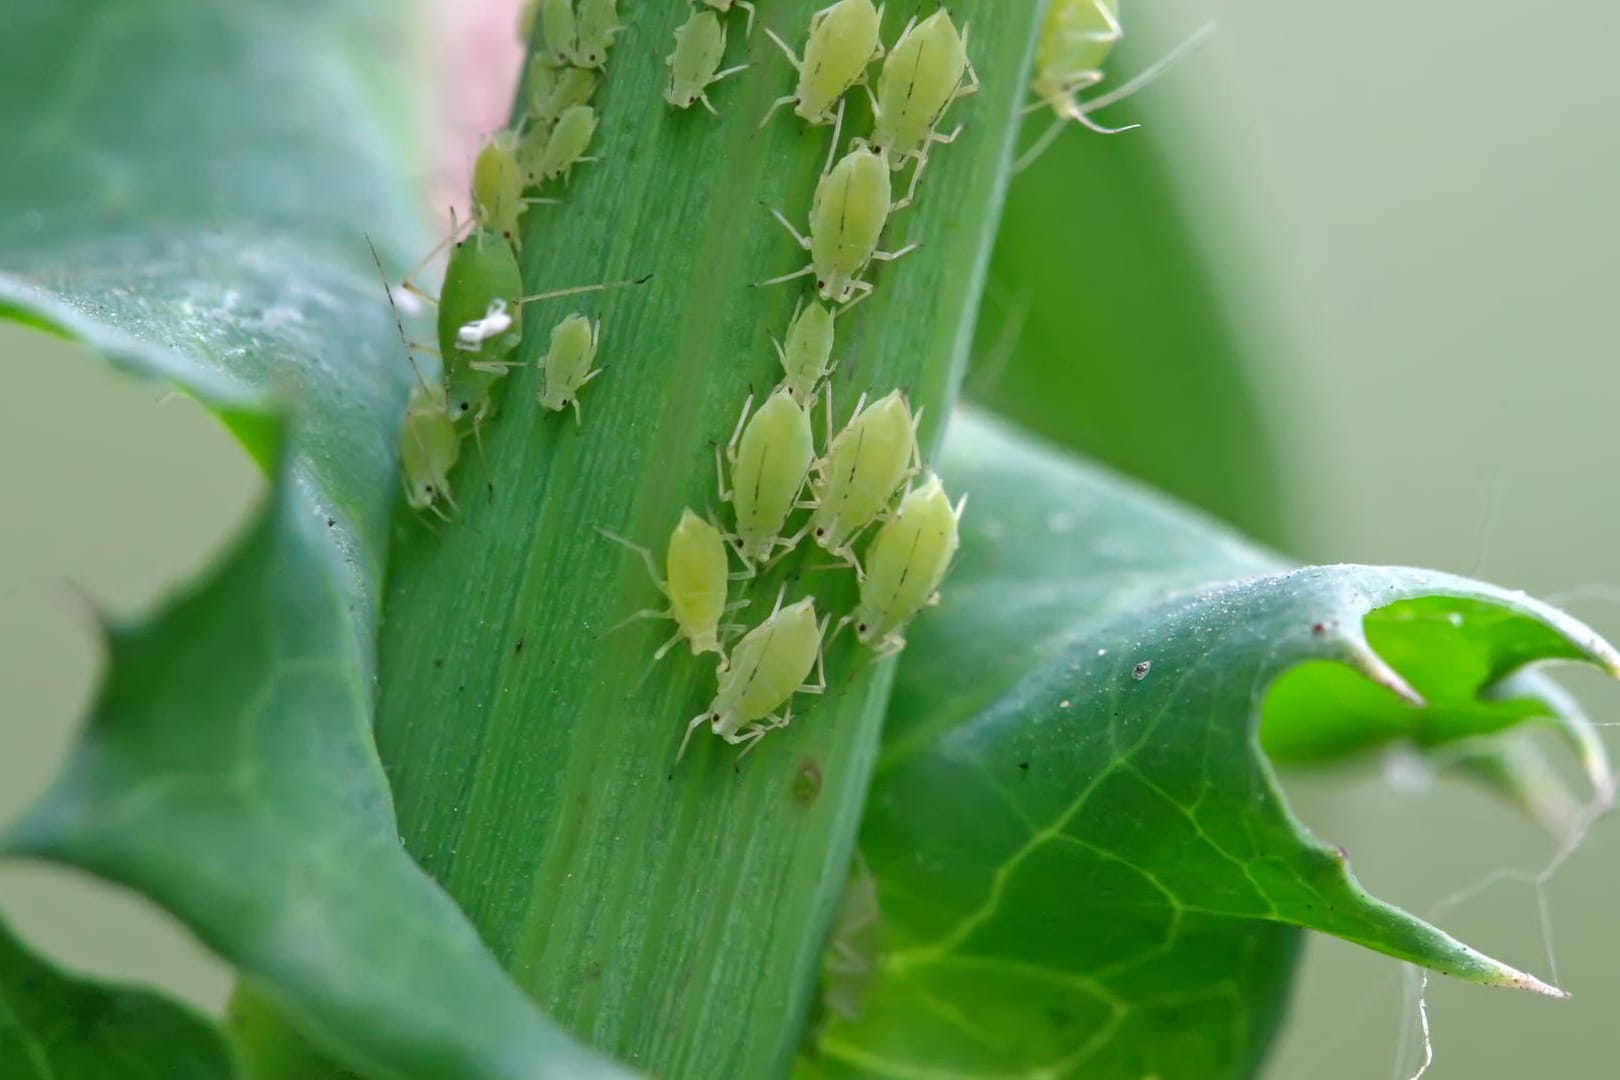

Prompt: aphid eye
[
  {"left": 857, "top": 623, "right": 868, "bottom": 634},
  {"left": 814, "top": 527, "right": 825, "bottom": 538},
  {"left": 816, "top": 279, "right": 825, "bottom": 288}
]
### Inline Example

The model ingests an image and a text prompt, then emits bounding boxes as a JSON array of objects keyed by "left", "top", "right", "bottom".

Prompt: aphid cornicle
[
  {"left": 717, "top": 389, "right": 816, "bottom": 569},
  {"left": 696, "top": 0, "right": 756, "bottom": 37},
  {"left": 574, "top": 0, "right": 621, "bottom": 68},
  {"left": 665, "top": 10, "right": 750, "bottom": 116},
  {"left": 772, "top": 298, "right": 837, "bottom": 405},
  {"left": 761, "top": 0, "right": 885, "bottom": 129},
  {"left": 538, "top": 0, "right": 578, "bottom": 66},
  {"left": 804, "top": 389, "right": 920, "bottom": 569},
  {"left": 598, "top": 508, "right": 738, "bottom": 663},
  {"left": 843, "top": 473, "right": 963, "bottom": 658},
  {"left": 679, "top": 593, "right": 828, "bottom": 761},
  {"left": 761, "top": 144, "right": 916, "bottom": 307},
  {"left": 860, "top": 10, "right": 979, "bottom": 200}
]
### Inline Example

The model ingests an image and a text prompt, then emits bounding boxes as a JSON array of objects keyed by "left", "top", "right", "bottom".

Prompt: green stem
[{"left": 375, "top": 3, "right": 1042, "bottom": 1076}]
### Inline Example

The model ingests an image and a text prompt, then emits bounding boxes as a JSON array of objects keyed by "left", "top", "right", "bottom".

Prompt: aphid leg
[
  {"left": 957, "top": 23, "right": 981, "bottom": 100},
  {"left": 873, "top": 633, "right": 907, "bottom": 662},
  {"left": 607, "top": 606, "right": 674, "bottom": 635},
  {"left": 731, "top": 720, "right": 772, "bottom": 759},
  {"left": 870, "top": 240, "right": 919, "bottom": 264},
  {"left": 1081, "top": 20, "right": 1218, "bottom": 114},
  {"left": 713, "top": 443, "right": 734, "bottom": 503},
  {"left": 736, "top": 0, "right": 757, "bottom": 38},
  {"left": 802, "top": 616, "right": 831, "bottom": 693},
  {"left": 754, "top": 264, "right": 815, "bottom": 290},
  {"left": 1012, "top": 115, "right": 1069, "bottom": 174},
  {"left": 765, "top": 204, "right": 813, "bottom": 250},
  {"left": 677, "top": 712, "right": 711, "bottom": 763},
  {"left": 595, "top": 526, "right": 668, "bottom": 592},
  {"left": 651, "top": 626, "right": 689, "bottom": 662},
  {"left": 836, "top": 281, "right": 874, "bottom": 313},
  {"left": 824, "top": 97, "right": 846, "bottom": 175}
]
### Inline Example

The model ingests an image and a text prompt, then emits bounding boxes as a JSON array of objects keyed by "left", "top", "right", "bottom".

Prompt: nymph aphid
[
  {"left": 717, "top": 389, "right": 816, "bottom": 570},
  {"left": 575, "top": 0, "right": 621, "bottom": 68},
  {"left": 803, "top": 389, "right": 920, "bottom": 569},
  {"left": 536, "top": 104, "right": 600, "bottom": 185},
  {"left": 842, "top": 473, "right": 963, "bottom": 658},
  {"left": 859, "top": 10, "right": 979, "bottom": 201},
  {"left": 525, "top": 59, "right": 599, "bottom": 128},
  {"left": 537, "top": 0, "right": 578, "bottom": 66},
  {"left": 772, "top": 298, "right": 837, "bottom": 405},
  {"left": 537, "top": 313, "right": 601, "bottom": 424},
  {"left": 760, "top": 0, "right": 884, "bottom": 129},
  {"left": 679, "top": 591, "right": 827, "bottom": 761},
  {"left": 597, "top": 508, "right": 740, "bottom": 663},
  {"left": 760, "top": 144, "right": 916, "bottom": 307},
  {"left": 665, "top": 10, "right": 749, "bottom": 116}
]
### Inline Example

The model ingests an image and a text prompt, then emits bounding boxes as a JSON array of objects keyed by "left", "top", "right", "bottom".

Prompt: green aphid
[
  {"left": 525, "top": 58, "right": 599, "bottom": 128},
  {"left": 598, "top": 508, "right": 741, "bottom": 664},
  {"left": 842, "top": 473, "right": 963, "bottom": 658},
  {"left": 401, "top": 382, "right": 462, "bottom": 517},
  {"left": 761, "top": 0, "right": 885, "bottom": 129},
  {"left": 575, "top": 0, "right": 622, "bottom": 69},
  {"left": 536, "top": 313, "right": 601, "bottom": 424},
  {"left": 804, "top": 389, "right": 920, "bottom": 569},
  {"left": 536, "top": 104, "right": 599, "bottom": 185},
  {"left": 538, "top": 0, "right": 578, "bottom": 66},
  {"left": 771, "top": 298, "right": 837, "bottom": 405},
  {"left": 717, "top": 389, "right": 816, "bottom": 570},
  {"left": 860, "top": 10, "right": 979, "bottom": 202},
  {"left": 665, "top": 10, "right": 750, "bottom": 116},
  {"left": 696, "top": 0, "right": 756, "bottom": 38},
  {"left": 680, "top": 591, "right": 827, "bottom": 761},
  {"left": 471, "top": 130, "right": 538, "bottom": 246}
]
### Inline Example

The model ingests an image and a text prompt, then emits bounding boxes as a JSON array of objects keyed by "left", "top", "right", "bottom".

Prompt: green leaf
[
  {"left": 0, "top": 2, "right": 629, "bottom": 1077},
  {"left": 802, "top": 413, "right": 1615, "bottom": 1080},
  {"left": 0, "top": 913, "right": 240, "bottom": 1079},
  {"left": 371, "top": 4, "right": 1045, "bottom": 1078}
]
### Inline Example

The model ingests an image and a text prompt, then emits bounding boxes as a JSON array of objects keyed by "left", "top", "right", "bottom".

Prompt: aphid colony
[
  {"left": 386, "top": 0, "right": 634, "bottom": 516},
  {"left": 605, "top": 1, "right": 975, "bottom": 762}
]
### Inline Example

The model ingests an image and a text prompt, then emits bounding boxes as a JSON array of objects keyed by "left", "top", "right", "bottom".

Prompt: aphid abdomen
[
  {"left": 733, "top": 599, "right": 822, "bottom": 721},
  {"left": 438, "top": 231, "right": 524, "bottom": 367},
  {"left": 853, "top": 475, "right": 961, "bottom": 650},
  {"left": 811, "top": 390, "right": 918, "bottom": 557},
  {"left": 727, "top": 391, "right": 815, "bottom": 564}
]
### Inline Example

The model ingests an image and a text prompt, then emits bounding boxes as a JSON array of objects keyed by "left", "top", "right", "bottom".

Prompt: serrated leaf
[
  {"left": 802, "top": 413, "right": 1616, "bottom": 1080},
  {"left": 0, "top": 913, "right": 240, "bottom": 1080},
  {"left": 0, "top": 2, "right": 630, "bottom": 1078}
]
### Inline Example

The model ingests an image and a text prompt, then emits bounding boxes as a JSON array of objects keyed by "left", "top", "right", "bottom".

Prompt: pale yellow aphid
[
  {"left": 526, "top": 59, "right": 598, "bottom": 128},
  {"left": 760, "top": 0, "right": 885, "bottom": 130},
  {"left": 575, "top": 0, "right": 621, "bottom": 69},
  {"left": 842, "top": 472, "right": 963, "bottom": 658},
  {"left": 598, "top": 508, "right": 740, "bottom": 663},
  {"left": 771, "top": 298, "right": 837, "bottom": 405},
  {"left": 537, "top": 313, "right": 601, "bottom": 423},
  {"left": 716, "top": 389, "right": 816, "bottom": 570},
  {"left": 537, "top": 0, "right": 578, "bottom": 66},
  {"left": 803, "top": 389, "right": 920, "bottom": 569},
  {"left": 679, "top": 591, "right": 828, "bottom": 761},
  {"left": 696, "top": 0, "right": 756, "bottom": 37},
  {"left": 537, "top": 104, "right": 600, "bottom": 185},
  {"left": 859, "top": 10, "right": 979, "bottom": 202},
  {"left": 760, "top": 144, "right": 916, "bottom": 307},
  {"left": 1017, "top": 1, "right": 1214, "bottom": 171},
  {"left": 665, "top": 10, "right": 750, "bottom": 115}
]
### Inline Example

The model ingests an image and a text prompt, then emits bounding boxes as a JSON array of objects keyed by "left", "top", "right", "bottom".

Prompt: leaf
[
  {"left": 0, "top": 913, "right": 240, "bottom": 1080},
  {"left": 369, "top": 4, "right": 1048, "bottom": 1078},
  {"left": 802, "top": 413, "right": 1616, "bottom": 1080},
  {"left": 0, "top": 2, "right": 630, "bottom": 1077}
]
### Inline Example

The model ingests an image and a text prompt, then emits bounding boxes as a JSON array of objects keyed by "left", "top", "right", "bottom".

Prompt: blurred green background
[{"left": 3, "top": 0, "right": 1618, "bottom": 1076}]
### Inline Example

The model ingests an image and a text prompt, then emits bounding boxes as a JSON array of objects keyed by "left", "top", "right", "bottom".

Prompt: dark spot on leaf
[
  {"left": 514, "top": 637, "right": 525, "bottom": 654},
  {"left": 1018, "top": 761, "right": 1029, "bottom": 771},
  {"left": 326, "top": 517, "right": 335, "bottom": 527},
  {"left": 791, "top": 758, "right": 823, "bottom": 805},
  {"left": 1312, "top": 622, "right": 1327, "bottom": 634},
  {"left": 433, "top": 658, "right": 444, "bottom": 669}
]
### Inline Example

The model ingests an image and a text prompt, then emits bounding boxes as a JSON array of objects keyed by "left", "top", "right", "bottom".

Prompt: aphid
[
  {"left": 537, "top": 0, "right": 578, "bottom": 66},
  {"left": 574, "top": 0, "right": 621, "bottom": 68},
  {"left": 369, "top": 234, "right": 462, "bottom": 516},
  {"left": 860, "top": 10, "right": 979, "bottom": 200},
  {"left": 525, "top": 58, "right": 599, "bottom": 128},
  {"left": 536, "top": 104, "right": 600, "bottom": 185},
  {"left": 401, "top": 382, "right": 462, "bottom": 516},
  {"left": 761, "top": 0, "right": 884, "bottom": 129},
  {"left": 716, "top": 389, "right": 816, "bottom": 569},
  {"left": 1017, "top": 1, "right": 1213, "bottom": 171},
  {"left": 695, "top": 0, "right": 756, "bottom": 38},
  {"left": 771, "top": 298, "right": 837, "bottom": 405},
  {"left": 804, "top": 389, "right": 920, "bottom": 569},
  {"left": 517, "top": 0, "right": 539, "bottom": 43},
  {"left": 537, "top": 313, "right": 601, "bottom": 423},
  {"left": 842, "top": 473, "right": 963, "bottom": 658},
  {"left": 597, "top": 508, "right": 738, "bottom": 662},
  {"left": 679, "top": 592, "right": 827, "bottom": 760},
  {"left": 471, "top": 131, "right": 533, "bottom": 245},
  {"left": 665, "top": 10, "right": 749, "bottom": 116},
  {"left": 760, "top": 144, "right": 916, "bottom": 307}
]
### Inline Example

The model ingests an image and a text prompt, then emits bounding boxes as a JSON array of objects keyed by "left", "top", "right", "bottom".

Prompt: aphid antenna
[
  {"left": 513, "top": 271, "right": 654, "bottom": 308},
  {"left": 676, "top": 711, "right": 711, "bottom": 763},
  {"left": 1082, "top": 20, "right": 1217, "bottom": 115},
  {"left": 399, "top": 206, "right": 472, "bottom": 306},
  {"left": 594, "top": 525, "right": 668, "bottom": 593},
  {"left": 365, "top": 234, "right": 437, "bottom": 398}
]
